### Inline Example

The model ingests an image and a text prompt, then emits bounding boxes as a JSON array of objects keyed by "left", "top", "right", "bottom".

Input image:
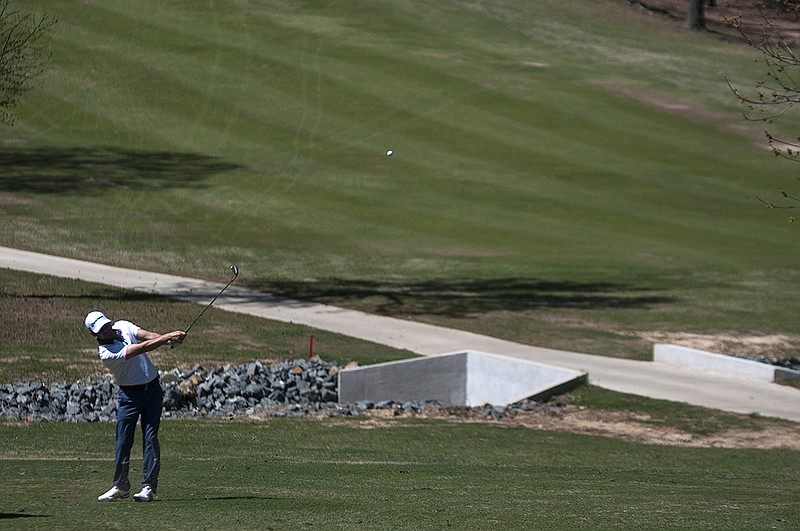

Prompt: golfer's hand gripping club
[{"left": 170, "top": 264, "right": 239, "bottom": 349}]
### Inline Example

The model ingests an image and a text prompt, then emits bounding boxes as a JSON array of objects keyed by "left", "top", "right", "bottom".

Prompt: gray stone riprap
[
  {"left": 732, "top": 355, "right": 800, "bottom": 372},
  {"left": 1, "top": 358, "right": 331, "bottom": 422},
  {"left": 1, "top": 358, "right": 542, "bottom": 423}
]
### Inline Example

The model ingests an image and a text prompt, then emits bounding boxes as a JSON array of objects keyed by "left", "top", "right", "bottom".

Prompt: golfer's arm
[
  {"left": 136, "top": 329, "right": 160, "bottom": 341},
  {"left": 124, "top": 336, "right": 170, "bottom": 360},
  {"left": 124, "top": 329, "right": 179, "bottom": 359}
]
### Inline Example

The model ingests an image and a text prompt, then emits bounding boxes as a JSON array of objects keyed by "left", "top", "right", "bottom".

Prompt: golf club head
[{"left": 230, "top": 264, "right": 239, "bottom": 280}]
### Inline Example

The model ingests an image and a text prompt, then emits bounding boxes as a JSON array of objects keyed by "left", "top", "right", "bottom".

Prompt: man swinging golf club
[{"left": 85, "top": 310, "right": 186, "bottom": 502}]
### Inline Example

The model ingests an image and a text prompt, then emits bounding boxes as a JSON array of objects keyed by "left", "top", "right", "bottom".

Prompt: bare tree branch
[
  {"left": 725, "top": 1, "right": 800, "bottom": 221},
  {"left": 0, "top": 0, "right": 56, "bottom": 126}
]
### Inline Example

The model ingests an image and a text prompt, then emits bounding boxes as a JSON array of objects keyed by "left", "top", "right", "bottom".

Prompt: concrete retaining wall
[
  {"left": 653, "top": 344, "right": 800, "bottom": 384},
  {"left": 464, "top": 351, "right": 585, "bottom": 406},
  {"left": 338, "top": 354, "right": 468, "bottom": 405},
  {"left": 338, "top": 351, "right": 586, "bottom": 406}
]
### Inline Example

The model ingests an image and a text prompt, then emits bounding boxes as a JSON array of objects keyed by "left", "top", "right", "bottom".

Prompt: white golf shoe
[
  {"left": 133, "top": 485, "right": 154, "bottom": 502},
  {"left": 97, "top": 486, "right": 129, "bottom": 501}
]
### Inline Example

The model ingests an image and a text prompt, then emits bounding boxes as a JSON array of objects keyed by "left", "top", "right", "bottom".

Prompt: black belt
[{"left": 119, "top": 377, "right": 160, "bottom": 391}]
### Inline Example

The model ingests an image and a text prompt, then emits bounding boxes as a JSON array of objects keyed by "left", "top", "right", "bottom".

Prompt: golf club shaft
[
  {"left": 170, "top": 265, "right": 238, "bottom": 348},
  {"left": 184, "top": 277, "right": 236, "bottom": 334}
]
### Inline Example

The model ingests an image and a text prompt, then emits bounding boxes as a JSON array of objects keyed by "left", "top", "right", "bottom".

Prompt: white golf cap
[{"left": 84, "top": 311, "right": 111, "bottom": 333}]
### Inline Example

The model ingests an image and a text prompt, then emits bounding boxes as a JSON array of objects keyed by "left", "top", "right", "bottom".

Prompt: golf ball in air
[{"left": 386, "top": 150, "right": 393, "bottom": 156}]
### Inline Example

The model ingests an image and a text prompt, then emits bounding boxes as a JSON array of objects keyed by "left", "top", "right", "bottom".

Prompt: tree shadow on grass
[
  {"left": 0, "top": 146, "right": 244, "bottom": 194},
  {"left": 2, "top": 292, "right": 168, "bottom": 302},
  {"left": 254, "top": 277, "right": 676, "bottom": 318}
]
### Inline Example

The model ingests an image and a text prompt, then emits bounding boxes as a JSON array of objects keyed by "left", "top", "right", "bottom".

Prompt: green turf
[
  {"left": 3, "top": 4, "right": 799, "bottom": 528},
  {"left": 3, "top": 0, "right": 800, "bottom": 359},
  {"left": 0, "top": 418, "right": 797, "bottom": 530}
]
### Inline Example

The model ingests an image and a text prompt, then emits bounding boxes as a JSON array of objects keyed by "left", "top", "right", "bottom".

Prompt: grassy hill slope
[{"left": 3, "top": 0, "right": 800, "bottom": 359}]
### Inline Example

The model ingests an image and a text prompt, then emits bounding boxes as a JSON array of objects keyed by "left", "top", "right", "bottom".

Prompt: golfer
[{"left": 85, "top": 310, "right": 186, "bottom": 502}]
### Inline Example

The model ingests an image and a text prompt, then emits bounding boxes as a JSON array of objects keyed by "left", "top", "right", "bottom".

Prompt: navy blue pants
[{"left": 113, "top": 381, "right": 163, "bottom": 493}]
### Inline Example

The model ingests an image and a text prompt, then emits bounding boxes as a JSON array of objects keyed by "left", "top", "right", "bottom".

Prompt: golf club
[{"left": 170, "top": 264, "right": 239, "bottom": 348}]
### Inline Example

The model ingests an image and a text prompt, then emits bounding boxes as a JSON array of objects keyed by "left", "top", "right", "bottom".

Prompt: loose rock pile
[
  {"left": 160, "top": 358, "right": 342, "bottom": 418},
  {"left": 2, "top": 358, "right": 518, "bottom": 423},
  {"left": 8, "top": 353, "right": 794, "bottom": 425},
  {"left": 733, "top": 355, "right": 800, "bottom": 373}
]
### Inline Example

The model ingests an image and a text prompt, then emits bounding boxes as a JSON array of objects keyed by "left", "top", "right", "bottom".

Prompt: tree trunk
[{"left": 686, "top": 0, "right": 706, "bottom": 31}]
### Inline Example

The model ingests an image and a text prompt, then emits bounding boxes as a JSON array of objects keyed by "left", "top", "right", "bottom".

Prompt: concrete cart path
[{"left": 2, "top": 246, "right": 798, "bottom": 422}]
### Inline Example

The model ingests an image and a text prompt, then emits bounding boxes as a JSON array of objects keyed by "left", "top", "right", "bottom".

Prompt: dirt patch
[
  {"left": 638, "top": 331, "right": 798, "bottom": 359},
  {"left": 0, "top": 193, "right": 35, "bottom": 207},
  {"left": 520, "top": 60, "right": 550, "bottom": 68},
  {"left": 494, "top": 406, "right": 800, "bottom": 450},
  {"left": 346, "top": 404, "right": 800, "bottom": 450},
  {"left": 608, "top": 1, "right": 800, "bottom": 148},
  {"left": 591, "top": 78, "right": 758, "bottom": 138}
]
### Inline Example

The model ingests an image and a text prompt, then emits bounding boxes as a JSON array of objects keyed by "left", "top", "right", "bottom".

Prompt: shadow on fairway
[
  {"left": 0, "top": 146, "right": 244, "bottom": 194},
  {"left": 206, "top": 496, "right": 275, "bottom": 500},
  {"left": 3, "top": 291, "right": 168, "bottom": 302},
  {"left": 163, "top": 496, "right": 276, "bottom": 502},
  {"left": 255, "top": 277, "right": 676, "bottom": 317},
  {"left": 0, "top": 512, "right": 49, "bottom": 519}
]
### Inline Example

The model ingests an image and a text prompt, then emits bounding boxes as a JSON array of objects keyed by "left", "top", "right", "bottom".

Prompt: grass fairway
[
  {"left": 0, "top": 418, "right": 797, "bottom": 530},
  {"left": 3, "top": 3, "right": 799, "bottom": 528},
  {"left": 3, "top": 0, "right": 800, "bottom": 359}
]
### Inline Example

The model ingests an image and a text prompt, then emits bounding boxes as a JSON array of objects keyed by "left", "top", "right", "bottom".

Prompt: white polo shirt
[{"left": 98, "top": 320, "right": 158, "bottom": 386}]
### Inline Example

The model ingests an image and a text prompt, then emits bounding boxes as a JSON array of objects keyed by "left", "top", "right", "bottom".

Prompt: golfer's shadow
[
  {"left": 165, "top": 495, "right": 276, "bottom": 502},
  {"left": 206, "top": 496, "right": 274, "bottom": 501}
]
